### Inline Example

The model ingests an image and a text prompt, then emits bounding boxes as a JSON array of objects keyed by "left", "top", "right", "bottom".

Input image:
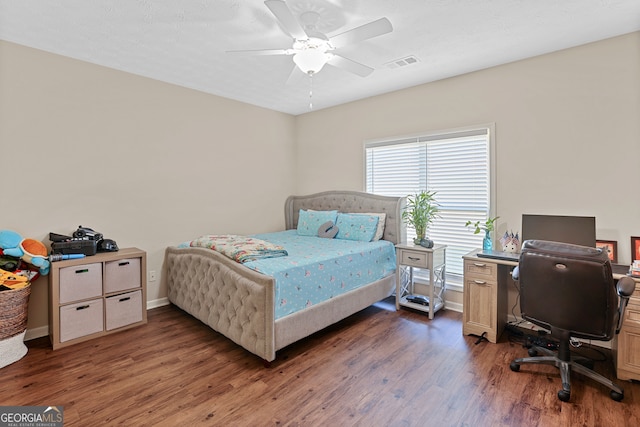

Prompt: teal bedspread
[{"left": 246, "top": 230, "right": 396, "bottom": 319}]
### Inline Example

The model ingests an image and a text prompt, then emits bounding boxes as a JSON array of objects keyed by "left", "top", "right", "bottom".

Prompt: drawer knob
[
  {"left": 474, "top": 280, "right": 488, "bottom": 285},
  {"left": 119, "top": 297, "right": 131, "bottom": 302},
  {"left": 473, "top": 263, "right": 486, "bottom": 267},
  {"left": 118, "top": 262, "right": 130, "bottom": 266},
  {"left": 75, "top": 269, "right": 89, "bottom": 274},
  {"left": 76, "top": 305, "right": 90, "bottom": 311},
  {"left": 408, "top": 256, "right": 421, "bottom": 261}
]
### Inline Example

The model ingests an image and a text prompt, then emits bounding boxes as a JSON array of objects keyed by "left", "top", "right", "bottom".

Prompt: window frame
[{"left": 363, "top": 123, "right": 497, "bottom": 289}]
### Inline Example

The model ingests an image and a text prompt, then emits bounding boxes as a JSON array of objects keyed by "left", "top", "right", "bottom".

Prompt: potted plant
[
  {"left": 465, "top": 216, "right": 499, "bottom": 250},
  {"left": 402, "top": 190, "right": 440, "bottom": 247}
]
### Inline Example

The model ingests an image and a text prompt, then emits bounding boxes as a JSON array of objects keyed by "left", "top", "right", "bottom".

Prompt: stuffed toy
[
  {"left": 499, "top": 231, "right": 521, "bottom": 254},
  {"left": 0, "top": 229, "right": 50, "bottom": 275},
  {"left": 0, "top": 268, "right": 29, "bottom": 289}
]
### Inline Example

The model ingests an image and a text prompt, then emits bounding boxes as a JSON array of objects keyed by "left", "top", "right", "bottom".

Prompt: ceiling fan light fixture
[{"left": 293, "top": 47, "right": 329, "bottom": 75}]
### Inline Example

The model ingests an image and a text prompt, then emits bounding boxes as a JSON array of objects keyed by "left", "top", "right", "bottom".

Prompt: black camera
[
  {"left": 73, "top": 226, "right": 103, "bottom": 242},
  {"left": 50, "top": 225, "right": 118, "bottom": 255}
]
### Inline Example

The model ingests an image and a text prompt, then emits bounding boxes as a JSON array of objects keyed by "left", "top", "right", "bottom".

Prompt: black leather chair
[{"left": 509, "top": 240, "right": 635, "bottom": 402}]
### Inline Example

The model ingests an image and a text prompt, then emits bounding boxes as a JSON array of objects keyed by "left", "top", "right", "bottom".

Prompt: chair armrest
[
  {"left": 617, "top": 276, "right": 635, "bottom": 298},
  {"left": 615, "top": 276, "right": 635, "bottom": 334}
]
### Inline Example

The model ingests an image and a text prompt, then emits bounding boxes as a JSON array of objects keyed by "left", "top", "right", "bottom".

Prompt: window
[{"left": 365, "top": 125, "right": 495, "bottom": 284}]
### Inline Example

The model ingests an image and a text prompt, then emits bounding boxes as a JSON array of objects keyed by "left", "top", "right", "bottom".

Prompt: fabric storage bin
[
  {"left": 59, "top": 263, "right": 102, "bottom": 304},
  {"left": 59, "top": 298, "right": 104, "bottom": 342},
  {"left": 105, "top": 290, "right": 142, "bottom": 330},
  {"left": 104, "top": 258, "right": 141, "bottom": 293},
  {"left": 0, "top": 284, "right": 31, "bottom": 368}
]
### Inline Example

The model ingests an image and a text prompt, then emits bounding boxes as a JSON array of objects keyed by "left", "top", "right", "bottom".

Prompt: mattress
[{"left": 242, "top": 230, "right": 396, "bottom": 319}]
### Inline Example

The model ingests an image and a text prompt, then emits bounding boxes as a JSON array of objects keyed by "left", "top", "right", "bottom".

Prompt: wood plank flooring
[{"left": 2, "top": 298, "right": 639, "bottom": 426}]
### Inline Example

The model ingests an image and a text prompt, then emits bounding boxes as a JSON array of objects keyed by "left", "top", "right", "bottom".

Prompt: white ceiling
[{"left": 1, "top": 0, "right": 639, "bottom": 115}]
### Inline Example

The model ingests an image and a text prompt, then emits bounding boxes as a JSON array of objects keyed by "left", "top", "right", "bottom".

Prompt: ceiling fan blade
[
  {"left": 265, "top": 0, "right": 308, "bottom": 40},
  {"left": 285, "top": 64, "right": 305, "bottom": 85},
  {"left": 327, "top": 54, "right": 374, "bottom": 77},
  {"left": 227, "top": 48, "right": 292, "bottom": 56},
  {"left": 329, "top": 17, "right": 393, "bottom": 48}
]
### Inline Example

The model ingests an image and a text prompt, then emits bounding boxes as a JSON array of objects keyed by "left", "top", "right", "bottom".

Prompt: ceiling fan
[{"left": 228, "top": 0, "right": 393, "bottom": 78}]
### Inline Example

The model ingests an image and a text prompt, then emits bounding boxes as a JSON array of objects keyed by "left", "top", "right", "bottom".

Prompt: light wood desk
[{"left": 462, "top": 249, "right": 640, "bottom": 381}]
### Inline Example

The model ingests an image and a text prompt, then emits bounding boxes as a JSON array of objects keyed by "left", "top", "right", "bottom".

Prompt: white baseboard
[
  {"left": 24, "top": 298, "right": 172, "bottom": 341},
  {"left": 147, "top": 297, "right": 170, "bottom": 310},
  {"left": 25, "top": 297, "right": 467, "bottom": 341},
  {"left": 445, "top": 300, "right": 462, "bottom": 313},
  {"left": 25, "top": 326, "right": 49, "bottom": 341}
]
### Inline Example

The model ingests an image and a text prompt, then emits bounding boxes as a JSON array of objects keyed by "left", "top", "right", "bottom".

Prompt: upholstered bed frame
[{"left": 164, "top": 191, "right": 406, "bottom": 362}]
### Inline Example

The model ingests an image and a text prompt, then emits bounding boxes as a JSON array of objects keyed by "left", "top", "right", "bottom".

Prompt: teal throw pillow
[
  {"left": 335, "top": 213, "right": 379, "bottom": 242},
  {"left": 297, "top": 209, "right": 338, "bottom": 236}
]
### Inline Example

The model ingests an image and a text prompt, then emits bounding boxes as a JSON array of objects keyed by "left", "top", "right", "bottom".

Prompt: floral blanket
[{"left": 186, "top": 235, "right": 288, "bottom": 264}]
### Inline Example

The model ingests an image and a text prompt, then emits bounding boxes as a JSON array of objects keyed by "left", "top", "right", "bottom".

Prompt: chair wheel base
[
  {"left": 577, "top": 359, "right": 594, "bottom": 370},
  {"left": 558, "top": 390, "right": 571, "bottom": 402},
  {"left": 610, "top": 390, "right": 624, "bottom": 402}
]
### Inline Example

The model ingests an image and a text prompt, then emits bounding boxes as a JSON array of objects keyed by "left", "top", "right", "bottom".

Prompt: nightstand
[{"left": 395, "top": 243, "right": 446, "bottom": 319}]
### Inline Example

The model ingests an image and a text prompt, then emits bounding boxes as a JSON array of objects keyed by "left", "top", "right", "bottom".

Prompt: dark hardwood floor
[{"left": 2, "top": 298, "right": 639, "bottom": 426}]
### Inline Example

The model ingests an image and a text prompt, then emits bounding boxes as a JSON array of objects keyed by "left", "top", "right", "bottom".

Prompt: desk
[
  {"left": 462, "top": 249, "right": 640, "bottom": 381},
  {"left": 462, "top": 251, "right": 516, "bottom": 343}
]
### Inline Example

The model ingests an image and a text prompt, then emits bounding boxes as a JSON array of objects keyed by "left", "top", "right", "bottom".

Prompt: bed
[{"left": 163, "top": 190, "right": 406, "bottom": 362}]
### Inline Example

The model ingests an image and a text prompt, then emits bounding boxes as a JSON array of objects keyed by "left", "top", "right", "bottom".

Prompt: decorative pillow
[
  {"left": 352, "top": 212, "right": 386, "bottom": 241},
  {"left": 317, "top": 221, "right": 339, "bottom": 238},
  {"left": 297, "top": 209, "right": 338, "bottom": 236},
  {"left": 335, "top": 213, "right": 379, "bottom": 242}
]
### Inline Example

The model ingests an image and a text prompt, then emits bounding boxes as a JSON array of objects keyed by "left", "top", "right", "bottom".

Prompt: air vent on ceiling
[{"left": 385, "top": 55, "right": 420, "bottom": 69}]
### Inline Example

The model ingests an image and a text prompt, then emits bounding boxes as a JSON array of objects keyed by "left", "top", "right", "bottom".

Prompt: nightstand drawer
[{"left": 400, "top": 250, "right": 428, "bottom": 268}]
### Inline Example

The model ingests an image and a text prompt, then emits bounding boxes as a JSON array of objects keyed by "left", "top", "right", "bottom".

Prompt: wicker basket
[{"left": 0, "top": 283, "right": 31, "bottom": 340}]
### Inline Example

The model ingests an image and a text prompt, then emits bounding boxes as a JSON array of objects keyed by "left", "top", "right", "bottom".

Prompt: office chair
[{"left": 509, "top": 240, "right": 635, "bottom": 402}]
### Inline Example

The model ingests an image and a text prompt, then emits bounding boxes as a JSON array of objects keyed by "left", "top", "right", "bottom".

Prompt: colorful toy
[
  {"left": 0, "top": 230, "right": 22, "bottom": 253},
  {"left": 0, "top": 230, "right": 50, "bottom": 275},
  {"left": 0, "top": 268, "right": 30, "bottom": 289},
  {"left": 500, "top": 231, "right": 521, "bottom": 253}
]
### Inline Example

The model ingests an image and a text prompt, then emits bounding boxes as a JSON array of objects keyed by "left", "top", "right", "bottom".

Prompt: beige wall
[
  {"left": 2, "top": 32, "right": 639, "bottom": 334},
  {"left": 295, "top": 33, "right": 639, "bottom": 251},
  {"left": 293, "top": 32, "right": 640, "bottom": 310},
  {"left": 0, "top": 41, "right": 296, "bottom": 333}
]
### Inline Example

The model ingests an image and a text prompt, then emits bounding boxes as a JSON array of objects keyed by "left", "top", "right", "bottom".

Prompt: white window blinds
[{"left": 365, "top": 126, "right": 494, "bottom": 279}]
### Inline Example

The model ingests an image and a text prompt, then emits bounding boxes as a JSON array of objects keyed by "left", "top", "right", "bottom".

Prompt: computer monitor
[{"left": 521, "top": 214, "right": 596, "bottom": 248}]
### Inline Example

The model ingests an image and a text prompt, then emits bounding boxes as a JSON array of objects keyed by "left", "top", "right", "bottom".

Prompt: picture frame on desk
[
  {"left": 631, "top": 236, "right": 640, "bottom": 262},
  {"left": 596, "top": 240, "right": 617, "bottom": 263}
]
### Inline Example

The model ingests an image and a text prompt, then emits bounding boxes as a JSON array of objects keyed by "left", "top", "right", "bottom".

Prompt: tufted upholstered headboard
[{"left": 284, "top": 191, "right": 406, "bottom": 245}]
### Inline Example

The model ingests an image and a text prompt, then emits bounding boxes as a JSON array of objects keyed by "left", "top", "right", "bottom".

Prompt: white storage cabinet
[{"left": 49, "top": 248, "right": 147, "bottom": 349}]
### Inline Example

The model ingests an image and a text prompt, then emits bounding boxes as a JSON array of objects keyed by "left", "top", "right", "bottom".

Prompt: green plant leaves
[
  {"left": 465, "top": 216, "right": 499, "bottom": 234},
  {"left": 402, "top": 191, "right": 440, "bottom": 238}
]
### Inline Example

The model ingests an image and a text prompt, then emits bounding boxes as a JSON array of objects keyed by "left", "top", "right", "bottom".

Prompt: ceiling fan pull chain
[{"left": 309, "top": 74, "right": 314, "bottom": 109}]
